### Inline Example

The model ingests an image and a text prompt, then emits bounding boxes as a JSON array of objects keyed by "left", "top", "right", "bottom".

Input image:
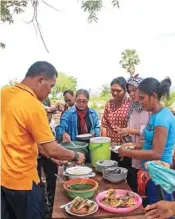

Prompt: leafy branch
[
  {"left": 0, "top": 0, "right": 120, "bottom": 50},
  {"left": 81, "top": 0, "right": 120, "bottom": 23}
]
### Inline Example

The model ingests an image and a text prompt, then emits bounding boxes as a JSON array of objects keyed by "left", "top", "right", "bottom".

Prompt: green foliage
[
  {"left": 90, "top": 100, "right": 99, "bottom": 109},
  {"left": 162, "top": 92, "right": 175, "bottom": 107},
  {"left": 1, "top": 78, "right": 18, "bottom": 88},
  {"left": 81, "top": 0, "right": 119, "bottom": 23},
  {"left": 0, "top": 0, "right": 120, "bottom": 49},
  {"left": 89, "top": 100, "right": 105, "bottom": 113},
  {"left": 51, "top": 72, "right": 77, "bottom": 100},
  {"left": 119, "top": 49, "right": 140, "bottom": 77},
  {"left": 100, "top": 84, "right": 110, "bottom": 97},
  {"left": 1, "top": 0, "right": 27, "bottom": 24},
  {"left": 0, "top": 0, "right": 28, "bottom": 48},
  {"left": 81, "top": 0, "right": 102, "bottom": 23}
]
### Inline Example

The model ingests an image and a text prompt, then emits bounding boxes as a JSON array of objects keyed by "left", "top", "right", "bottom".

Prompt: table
[{"left": 52, "top": 169, "right": 145, "bottom": 219}]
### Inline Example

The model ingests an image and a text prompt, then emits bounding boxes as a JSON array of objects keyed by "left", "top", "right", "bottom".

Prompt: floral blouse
[{"left": 101, "top": 98, "right": 131, "bottom": 144}]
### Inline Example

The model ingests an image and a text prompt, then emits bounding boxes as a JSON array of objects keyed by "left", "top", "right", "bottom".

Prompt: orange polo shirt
[{"left": 1, "top": 83, "right": 55, "bottom": 190}]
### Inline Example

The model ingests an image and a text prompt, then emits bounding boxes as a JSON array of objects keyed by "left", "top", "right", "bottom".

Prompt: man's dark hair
[
  {"left": 25, "top": 61, "right": 58, "bottom": 78},
  {"left": 63, "top": 89, "right": 74, "bottom": 97}
]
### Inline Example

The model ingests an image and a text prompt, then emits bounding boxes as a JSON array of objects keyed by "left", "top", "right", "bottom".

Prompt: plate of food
[
  {"left": 76, "top": 134, "right": 93, "bottom": 141},
  {"left": 125, "top": 146, "right": 135, "bottom": 150},
  {"left": 110, "top": 146, "right": 121, "bottom": 153},
  {"left": 65, "top": 196, "right": 98, "bottom": 217},
  {"left": 96, "top": 189, "right": 142, "bottom": 213},
  {"left": 111, "top": 145, "right": 135, "bottom": 153}
]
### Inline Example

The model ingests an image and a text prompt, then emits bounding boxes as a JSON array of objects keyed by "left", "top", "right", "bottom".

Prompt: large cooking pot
[{"left": 60, "top": 141, "right": 89, "bottom": 157}]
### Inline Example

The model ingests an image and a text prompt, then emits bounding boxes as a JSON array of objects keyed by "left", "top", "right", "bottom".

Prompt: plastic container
[
  {"left": 89, "top": 137, "right": 111, "bottom": 167},
  {"left": 96, "top": 189, "right": 142, "bottom": 213},
  {"left": 60, "top": 141, "right": 88, "bottom": 158},
  {"left": 63, "top": 178, "right": 98, "bottom": 199},
  {"left": 103, "top": 167, "right": 128, "bottom": 183},
  {"left": 96, "top": 160, "right": 118, "bottom": 173}
]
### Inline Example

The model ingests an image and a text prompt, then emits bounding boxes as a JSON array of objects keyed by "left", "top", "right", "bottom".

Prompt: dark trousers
[
  {"left": 111, "top": 152, "right": 138, "bottom": 191},
  {"left": 127, "top": 167, "right": 139, "bottom": 193},
  {"left": 37, "top": 156, "right": 57, "bottom": 218},
  {"left": 111, "top": 151, "right": 131, "bottom": 167},
  {"left": 1, "top": 183, "right": 44, "bottom": 219}
]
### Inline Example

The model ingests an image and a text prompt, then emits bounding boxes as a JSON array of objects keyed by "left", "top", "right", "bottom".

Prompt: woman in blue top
[
  {"left": 119, "top": 77, "right": 175, "bottom": 205},
  {"left": 55, "top": 89, "right": 100, "bottom": 142}
]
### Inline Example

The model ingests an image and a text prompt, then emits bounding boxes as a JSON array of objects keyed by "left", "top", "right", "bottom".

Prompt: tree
[
  {"left": 1, "top": 78, "right": 18, "bottom": 88},
  {"left": 119, "top": 49, "right": 140, "bottom": 77},
  {"left": 0, "top": 0, "right": 120, "bottom": 50},
  {"left": 51, "top": 72, "right": 77, "bottom": 99},
  {"left": 162, "top": 92, "right": 175, "bottom": 108},
  {"left": 100, "top": 84, "right": 110, "bottom": 97}
]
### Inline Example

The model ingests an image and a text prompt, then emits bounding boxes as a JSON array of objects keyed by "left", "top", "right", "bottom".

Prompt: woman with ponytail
[{"left": 119, "top": 77, "right": 175, "bottom": 205}]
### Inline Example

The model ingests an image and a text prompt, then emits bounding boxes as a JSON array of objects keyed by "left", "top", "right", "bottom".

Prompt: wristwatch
[{"left": 73, "top": 152, "right": 79, "bottom": 161}]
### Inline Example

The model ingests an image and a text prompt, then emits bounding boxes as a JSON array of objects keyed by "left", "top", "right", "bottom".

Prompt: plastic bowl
[
  {"left": 103, "top": 167, "right": 128, "bottom": 183},
  {"left": 96, "top": 160, "right": 118, "bottom": 173},
  {"left": 63, "top": 178, "right": 98, "bottom": 199},
  {"left": 96, "top": 189, "right": 142, "bottom": 213}
]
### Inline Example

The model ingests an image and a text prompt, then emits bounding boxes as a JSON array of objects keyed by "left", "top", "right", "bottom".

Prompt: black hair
[
  {"left": 63, "top": 89, "right": 74, "bottom": 97},
  {"left": 76, "top": 89, "right": 89, "bottom": 100},
  {"left": 138, "top": 77, "right": 172, "bottom": 100},
  {"left": 25, "top": 61, "right": 58, "bottom": 78},
  {"left": 110, "top": 77, "right": 127, "bottom": 91}
]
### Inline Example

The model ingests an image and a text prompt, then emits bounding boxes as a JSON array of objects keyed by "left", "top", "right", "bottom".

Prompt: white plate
[
  {"left": 110, "top": 146, "right": 121, "bottom": 153},
  {"left": 66, "top": 166, "right": 92, "bottom": 175},
  {"left": 65, "top": 200, "right": 98, "bottom": 217},
  {"left": 76, "top": 134, "right": 93, "bottom": 140}
]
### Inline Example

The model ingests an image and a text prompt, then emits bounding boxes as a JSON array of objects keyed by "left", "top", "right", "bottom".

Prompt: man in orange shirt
[{"left": 1, "top": 61, "right": 85, "bottom": 219}]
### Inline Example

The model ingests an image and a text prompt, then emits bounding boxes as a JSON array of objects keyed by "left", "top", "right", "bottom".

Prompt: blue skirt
[
  {"left": 146, "top": 179, "right": 174, "bottom": 219},
  {"left": 146, "top": 179, "right": 173, "bottom": 204}
]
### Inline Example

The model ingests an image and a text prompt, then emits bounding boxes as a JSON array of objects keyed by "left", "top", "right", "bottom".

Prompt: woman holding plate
[
  {"left": 55, "top": 89, "right": 100, "bottom": 143},
  {"left": 119, "top": 77, "right": 175, "bottom": 205},
  {"left": 117, "top": 76, "right": 150, "bottom": 193}
]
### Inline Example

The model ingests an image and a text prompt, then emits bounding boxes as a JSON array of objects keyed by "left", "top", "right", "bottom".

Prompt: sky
[{"left": 1, "top": 0, "right": 175, "bottom": 92}]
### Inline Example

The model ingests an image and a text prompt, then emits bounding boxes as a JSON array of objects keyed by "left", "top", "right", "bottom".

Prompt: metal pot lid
[{"left": 65, "top": 166, "right": 92, "bottom": 175}]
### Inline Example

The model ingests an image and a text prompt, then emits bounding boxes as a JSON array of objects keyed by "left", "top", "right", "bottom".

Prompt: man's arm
[
  {"left": 38, "top": 144, "right": 70, "bottom": 165},
  {"left": 38, "top": 141, "right": 85, "bottom": 164},
  {"left": 39, "top": 141, "right": 75, "bottom": 160},
  {"left": 27, "top": 103, "right": 84, "bottom": 163}
]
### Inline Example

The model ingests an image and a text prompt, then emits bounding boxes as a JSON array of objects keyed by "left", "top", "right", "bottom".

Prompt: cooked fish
[
  {"left": 105, "top": 189, "right": 115, "bottom": 199},
  {"left": 88, "top": 203, "right": 97, "bottom": 213},
  {"left": 100, "top": 189, "right": 136, "bottom": 208},
  {"left": 69, "top": 196, "right": 81, "bottom": 208},
  {"left": 76, "top": 199, "right": 88, "bottom": 210}
]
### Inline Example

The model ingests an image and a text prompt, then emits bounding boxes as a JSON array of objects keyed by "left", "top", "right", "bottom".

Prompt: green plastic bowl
[
  {"left": 61, "top": 141, "right": 89, "bottom": 157},
  {"left": 63, "top": 178, "right": 98, "bottom": 199},
  {"left": 65, "top": 190, "right": 95, "bottom": 199},
  {"left": 61, "top": 141, "right": 89, "bottom": 160}
]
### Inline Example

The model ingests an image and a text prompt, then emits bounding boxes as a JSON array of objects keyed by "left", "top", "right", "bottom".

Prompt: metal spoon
[
  {"left": 60, "top": 201, "right": 73, "bottom": 209},
  {"left": 70, "top": 141, "right": 76, "bottom": 147},
  {"left": 54, "top": 174, "right": 72, "bottom": 189}
]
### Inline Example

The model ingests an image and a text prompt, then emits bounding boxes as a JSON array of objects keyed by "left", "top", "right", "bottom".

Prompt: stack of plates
[{"left": 96, "top": 160, "right": 118, "bottom": 173}]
